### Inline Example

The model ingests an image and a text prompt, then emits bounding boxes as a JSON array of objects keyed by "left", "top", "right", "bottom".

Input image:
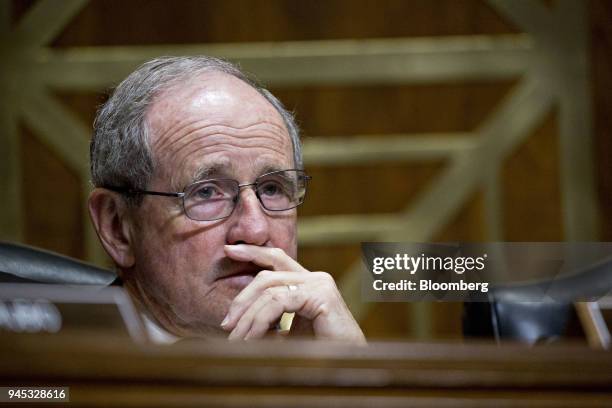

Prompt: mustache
[{"left": 212, "top": 257, "right": 263, "bottom": 280}]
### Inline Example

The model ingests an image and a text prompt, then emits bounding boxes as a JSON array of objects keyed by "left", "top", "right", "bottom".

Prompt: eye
[
  {"left": 193, "top": 183, "right": 223, "bottom": 200},
  {"left": 259, "top": 181, "right": 283, "bottom": 197}
]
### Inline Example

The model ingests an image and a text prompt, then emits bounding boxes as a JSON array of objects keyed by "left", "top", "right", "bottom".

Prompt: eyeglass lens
[{"left": 183, "top": 170, "right": 307, "bottom": 221}]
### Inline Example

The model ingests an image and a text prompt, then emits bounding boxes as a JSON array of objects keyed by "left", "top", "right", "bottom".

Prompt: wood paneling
[
  {"left": 21, "top": 125, "right": 84, "bottom": 259},
  {"left": 303, "top": 163, "right": 444, "bottom": 216},
  {"left": 1, "top": 333, "right": 611, "bottom": 407},
  {"left": 502, "top": 110, "right": 563, "bottom": 241},
  {"left": 43, "top": 0, "right": 517, "bottom": 47},
  {"left": 7, "top": 0, "right": 610, "bottom": 341},
  {"left": 271, "top": 81, "right": 517, "bottom": 137},
  {"left": 591, "top": 0, "right": 612, "bottom": 241},
  {"left": 434, "top": 190, "right": 488, "bottom": 242}
]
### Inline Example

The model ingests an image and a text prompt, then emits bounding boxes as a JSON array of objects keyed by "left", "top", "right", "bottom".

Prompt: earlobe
[{"left": 88, "top": 188, "right": 136, "bottom": 268}]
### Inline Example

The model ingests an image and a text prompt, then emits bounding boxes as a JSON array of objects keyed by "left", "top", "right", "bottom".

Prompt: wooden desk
[{"left": 1, "top": 333, "right": 611, "bottom": 407}]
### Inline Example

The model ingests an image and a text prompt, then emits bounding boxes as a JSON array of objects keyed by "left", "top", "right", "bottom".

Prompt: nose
[{"left": 225, "top": 187, "right": 270, "bottom": 246}]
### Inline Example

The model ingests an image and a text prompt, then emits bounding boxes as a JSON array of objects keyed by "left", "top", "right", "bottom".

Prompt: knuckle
[
  {"left": 288, "top": 289, "right": 301, "bottom": 303},
  {"left": 258, "top": 270, "right": 272, "bottom": 278},
  {"left": 263, "top": 286, "right": 285, "bottom": 303},
  {"left": 270, "top": 288, "right": 286, "bottom": 303},
  {"left": 312, "top": 273, "right": 340, "bottom": 298},
  {"left": 256, "top": 270, "right": 275, "bottom": 284},
  {"left": 271, "top": 247, "right": 285, "bottom": 258},
  {"left": 314, "top": 271, "right": 336, "bottom": 285},
  {"left": 263, "top": 287, "right": 276, "bottom": 298}
]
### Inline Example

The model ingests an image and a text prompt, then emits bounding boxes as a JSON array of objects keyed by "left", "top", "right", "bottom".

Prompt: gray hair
[{"left": 90, "top": 56, "right": 302, "bottom": 204}]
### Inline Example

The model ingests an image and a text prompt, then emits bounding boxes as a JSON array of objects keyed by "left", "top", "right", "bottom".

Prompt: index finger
[{"left": 224, "top": 244, "right": 307, "bottom": 273}]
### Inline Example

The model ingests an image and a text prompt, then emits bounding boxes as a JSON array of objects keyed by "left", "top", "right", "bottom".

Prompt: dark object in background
[
  {"left": 463, "top": 301, "right": 584, "bottom": 344},
  {"left": 0, "top": 241, "right": 115, "bottom": 285},
  {"left": 463, "top": 256, "right": 612, "bottom": 344},
  {"left": 0, "top": 243, "right": 143, "bottom": 341}
]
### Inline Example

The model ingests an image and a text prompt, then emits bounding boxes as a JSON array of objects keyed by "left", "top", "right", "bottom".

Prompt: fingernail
[{"left": 221, "top": 315, "right": 230, "bottom": 327}]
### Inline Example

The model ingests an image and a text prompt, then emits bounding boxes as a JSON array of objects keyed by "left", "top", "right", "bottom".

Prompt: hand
[{"left": 220, "top": 244, "right": 366, "bottom": 344}]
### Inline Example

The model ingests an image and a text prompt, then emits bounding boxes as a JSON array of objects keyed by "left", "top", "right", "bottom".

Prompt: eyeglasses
[{"left": 105, "top": 169, "right": 311, "bottom": 221}]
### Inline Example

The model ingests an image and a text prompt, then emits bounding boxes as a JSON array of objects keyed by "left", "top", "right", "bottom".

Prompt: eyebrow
[
  {"left": 259, "top": 164, "right": 286, "bottom": 175},
  {"left": 192, "top": 162, "right": 234, "bottom": 183},
  {"left": 177, "top": 162, "right": 290, "bottom": 191},
  {"left": 170, "top": 162, "right": 230, "bottom": 191}
]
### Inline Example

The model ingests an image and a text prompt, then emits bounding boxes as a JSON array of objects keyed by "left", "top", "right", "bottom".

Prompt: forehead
[{"left": 145, "top": 72, "right": 293, "bottom": 185}]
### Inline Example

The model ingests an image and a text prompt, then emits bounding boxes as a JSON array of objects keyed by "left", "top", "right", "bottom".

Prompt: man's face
[{"left": 126, "top": 72, "right": 297, "bottom": 337}]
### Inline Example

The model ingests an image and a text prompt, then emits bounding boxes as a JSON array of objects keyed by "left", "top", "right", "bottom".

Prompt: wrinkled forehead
[
  {"left": 143, "top": 72, "right": 293, "bottom": 185},
  {"left": 146, "top": 72, "right": 288, "bottom": 142}
]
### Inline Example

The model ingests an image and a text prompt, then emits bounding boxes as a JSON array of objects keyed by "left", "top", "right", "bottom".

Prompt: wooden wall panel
[
  {"left": 591, "top": 0, "right": 612, "bottom": 241},
  {"left": 21, "top": 126, "right": 84, "bottom": 259},
  {"left": 4, "top": 0, "right": 607, "bottom": 341},
  {"left": 41, "top": 0, "right": 517, "bottom": 47},
  {"left": 502, "top": 110, "right": 563, "bottom": 241},
  {"left": 271, "top": 82, "right": 517, "bottom": 137},
  {"left": 434, "top": 191, "right": 488, "bottom": 242},
  {"left": 302, "top": 163, "right": 444, "bottom": 216}
]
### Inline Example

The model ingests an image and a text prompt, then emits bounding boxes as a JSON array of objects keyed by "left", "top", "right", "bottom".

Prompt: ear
[{"left": 88, "top": 188, "right": 136, "bottom": 268}]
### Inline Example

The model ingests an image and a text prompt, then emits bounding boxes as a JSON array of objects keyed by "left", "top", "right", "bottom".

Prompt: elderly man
[{"left": 88, "top": 56, "right": 365, "bottom": 344}]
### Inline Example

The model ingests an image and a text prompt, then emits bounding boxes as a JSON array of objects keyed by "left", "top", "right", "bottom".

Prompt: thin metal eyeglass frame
[{"left": 104, "top": 169, "right": 311, "bottom": 221}]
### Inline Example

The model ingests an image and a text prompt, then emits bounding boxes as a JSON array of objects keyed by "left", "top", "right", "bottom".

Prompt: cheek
[
  {"left": 270, "top": 215, "right": 298, "bottom": 258},
  {"left": 163, "top": 221, "right": 229, "bottom": 280},
  {"left": 134, "top": 220, "right": 229, "bottom": 314},
  {"left": 181, "top": 230, "right": 224, "bottom": 266},
  {"left": 133, "top": 205, "right": 225, "bottom": 284}
]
